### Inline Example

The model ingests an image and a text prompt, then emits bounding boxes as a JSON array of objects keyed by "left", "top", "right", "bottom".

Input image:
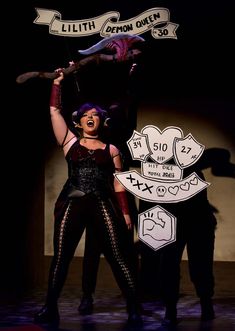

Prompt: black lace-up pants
[{"left": 45, "top": 193, "right": 138, "bottom": 306}]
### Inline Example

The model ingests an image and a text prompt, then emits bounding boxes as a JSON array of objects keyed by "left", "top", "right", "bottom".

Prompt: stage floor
[{"left": 0, "top": 260, "right": 235, "bottom": 331}]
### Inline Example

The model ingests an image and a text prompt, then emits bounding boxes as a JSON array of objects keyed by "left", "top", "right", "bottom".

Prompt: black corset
[{"left": 65, "top": 141, "right": 115, "bottom": 195}]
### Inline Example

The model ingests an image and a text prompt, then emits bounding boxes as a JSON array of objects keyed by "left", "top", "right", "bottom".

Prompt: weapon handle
[{"left": 16, "top": 50, "right": 141, "bottom": 84}]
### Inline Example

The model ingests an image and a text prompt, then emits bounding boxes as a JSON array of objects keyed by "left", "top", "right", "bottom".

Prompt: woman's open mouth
[{"left": 87, "top": 120, "right": 94, "bottom": 127}]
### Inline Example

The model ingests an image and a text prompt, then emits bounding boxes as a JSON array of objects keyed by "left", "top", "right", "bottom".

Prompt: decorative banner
[
  {"left": 34, "top": 7, "right": 179, "bottom": 39},
  {"left": 114, "top": 170, "right": 209, "bottom": 203},
  {"left": 115, "top": 125, "right": 210, "bottom": 251}
]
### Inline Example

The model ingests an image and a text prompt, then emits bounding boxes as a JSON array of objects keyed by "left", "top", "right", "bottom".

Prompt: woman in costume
[{"left": 34, "top": 69, "right": 142, "bottom": 326}]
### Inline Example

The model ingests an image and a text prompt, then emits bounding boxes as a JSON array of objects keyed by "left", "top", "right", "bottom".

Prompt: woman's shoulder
[
  {"left": 109, "top": 144, "right": 120, "bottom": 158},
  {"left": 65, "top": 138, "right": 80, "bottom": 158}
]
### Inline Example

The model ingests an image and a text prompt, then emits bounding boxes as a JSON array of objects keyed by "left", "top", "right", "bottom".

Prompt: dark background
[{"left": 3, "top": 0, "right": 234, "bottom": 296}]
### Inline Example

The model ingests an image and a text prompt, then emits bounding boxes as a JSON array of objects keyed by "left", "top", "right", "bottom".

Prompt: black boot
[
  {"left": 78, "top": 294, "right": 94, "bottom": 315},
  {"left": 162, "top": 305, "right": 177, "bottom": 327},
  {"left": 200, "top": 297, "right": 215, "bottom": 321},
  {"left": 34, "top": 304, "right": 60, "bottom": 325}
]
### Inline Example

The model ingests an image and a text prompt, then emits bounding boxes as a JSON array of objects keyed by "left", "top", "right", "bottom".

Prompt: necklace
[
  {"left": 83, "top": 136, "right": 99, "bottom": 139},
  {"left": 82, "top": 136, "right": 99, "bottom": 143}
]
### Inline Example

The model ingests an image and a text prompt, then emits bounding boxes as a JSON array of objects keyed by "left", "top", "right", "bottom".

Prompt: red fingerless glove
[
  {"left": 50, "top": 84, "right": 61, "bottom": 108},
  {"left": 115, "top": 191, "right": 130, "bottom": 215}
]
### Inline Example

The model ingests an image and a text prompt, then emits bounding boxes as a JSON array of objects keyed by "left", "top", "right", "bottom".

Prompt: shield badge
[{"left": 174, "top": 133, "right": 205, "bottom": 168}]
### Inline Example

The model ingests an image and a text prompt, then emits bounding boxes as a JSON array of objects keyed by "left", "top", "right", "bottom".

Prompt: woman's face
[{"left": 79, "top": 108, "right": 101, "bottom": 134}]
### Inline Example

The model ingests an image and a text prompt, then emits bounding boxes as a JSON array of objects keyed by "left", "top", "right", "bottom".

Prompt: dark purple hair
[{"left": 72, "top": 102, "right": 108, "bottom": 125}]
